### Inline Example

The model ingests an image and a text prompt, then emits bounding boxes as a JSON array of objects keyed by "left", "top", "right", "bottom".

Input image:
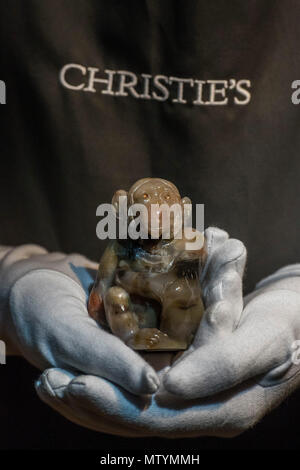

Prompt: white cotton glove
[
  {"left": 36, "top": 227, "right": 266, "bottom": 438},
  {"left": 161, "top": 261, "right": 300, "bottom": 436},
  {"left": 0, "top": 245, "right": 159, "bottom": 396}
]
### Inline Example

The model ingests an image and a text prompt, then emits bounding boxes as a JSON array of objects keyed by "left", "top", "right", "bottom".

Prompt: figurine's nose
[
  {"left": 149, "top": 207, "right": 163, "bottom": 229},
  {"left": 152, "top": 208, "right": 162, "bottom": 223}
]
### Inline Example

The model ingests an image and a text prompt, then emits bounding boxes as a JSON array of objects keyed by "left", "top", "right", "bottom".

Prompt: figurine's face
[
  {"left": 112, "top": 178, "right": 192, "bottom": 240},
  {"left": 129, "top": 178, "right": 185, "bottom": 238}
]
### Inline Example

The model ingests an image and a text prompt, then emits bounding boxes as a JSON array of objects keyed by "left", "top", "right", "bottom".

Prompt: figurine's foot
[{"left": 128, "top": 328, "right": 187, "bottom": 351}]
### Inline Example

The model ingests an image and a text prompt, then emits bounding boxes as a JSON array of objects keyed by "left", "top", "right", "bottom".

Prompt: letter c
[{"left": 59, "top": 63, "right": 86, "bottom": 90}]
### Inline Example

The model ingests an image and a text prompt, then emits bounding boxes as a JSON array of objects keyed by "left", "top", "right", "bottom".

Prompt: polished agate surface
[{"left": 88, "top": 178, "right": 206, "bottom": 351}]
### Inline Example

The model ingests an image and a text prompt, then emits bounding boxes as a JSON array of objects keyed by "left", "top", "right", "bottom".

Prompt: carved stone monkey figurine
[{"left": 88, "top": 178, "right": 206, "bottom": 351}]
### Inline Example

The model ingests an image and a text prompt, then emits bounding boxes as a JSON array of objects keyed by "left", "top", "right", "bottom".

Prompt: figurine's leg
[
  {"left": 104, "top": 286, "right": 140, "bottom": 343},
  {"left": 117, "top": 272, "right": 200, "bottom": 350},
  {"left": 116, "top": 270, "right": 165, "bottom": 302},
  {"left": 160, "top": 278, "right": 204, "bottom": 346}
]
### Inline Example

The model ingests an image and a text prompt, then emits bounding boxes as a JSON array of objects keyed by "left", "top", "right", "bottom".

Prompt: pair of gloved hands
[{"left": 1, "top": 227, "right": 300, "bottom": 438}]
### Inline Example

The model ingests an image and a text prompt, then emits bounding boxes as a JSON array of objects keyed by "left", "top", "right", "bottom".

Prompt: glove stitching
[
  {"left": 258, "top": 361, "right": 300, "bottom": 388},
  {"left": 43, "top": 370, "right": 57, "bottom": 398},
  {"left": 248, "top": 322, "right": 296, "bottom": 387},
  {"left": 256, "top": 272, "right": 300, "bottom": 291},
  {"left": 220, "top": 246, "right": 246, "bottom": 277},
  {"left": 200, "top": 230, "right": 214, "bottom": 282}
]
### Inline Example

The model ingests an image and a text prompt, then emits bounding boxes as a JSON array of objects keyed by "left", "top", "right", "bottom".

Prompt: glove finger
[
  {"left": 36, "top": 368, "right": 212, "bottom": 437},
  {"left": 10, "top": 270, "right": 159, "bottom": 395},
  {"left": 175, "top": 236, "right": 246, "bottom": 362},
  {"left": 164, "top": 289, "right": 300, "bottom": 399},
  {"left": 203, "top": 227, "right": 229, "bottom": 256},
  {"left": 35, "top": 368, "right": 155, "bottom": 437},
  {"left": 168, "top": 299, "right": 235, "bottom": 368},
  {"left": 202, "top": 238, "right": 246, "bottom": 288},
  {"left": 36, "top": 367, "right": 273, "bottom": 438},
  {"left": 195, "top": 240, "right": 246, "bottom": 344},
  {"left": 256, "top": 264, "right": 300, "bottom": 290},
  {"left": 201, "top": 270, "right": 243, "bottom": 340},
  {"left": 200, "top": 227, "right": 229, "bottom": 282},
  {"left": 269, "top": 263, "right": 300, "bottom": 276}
]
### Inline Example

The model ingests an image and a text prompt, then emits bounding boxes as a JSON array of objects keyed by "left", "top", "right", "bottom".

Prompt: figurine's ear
[
  {"left": 112, "top": 189, "right": 128, "bottom": 218},
  {"left": 181, "top": 196, "right": 192, "bottom": 223},
  {"left": 181, "top": 196, "right": 192, "bottom": 213}
]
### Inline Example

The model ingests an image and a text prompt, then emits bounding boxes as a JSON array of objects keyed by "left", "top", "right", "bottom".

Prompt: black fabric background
[{"left": 0, "top": 0, "right": 300, "bottom": 450}]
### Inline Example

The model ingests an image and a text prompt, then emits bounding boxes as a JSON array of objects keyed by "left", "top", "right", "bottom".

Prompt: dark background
[{"left": 0, "top": 0, "right": 300, "bottom": 450}]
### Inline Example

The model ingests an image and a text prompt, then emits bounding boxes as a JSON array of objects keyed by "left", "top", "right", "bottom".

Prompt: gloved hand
[
  {"left": 161, "top": 260, "right": 300, "bottom": 436},
  {"left": 36, "top": 227, "right": 263, "bottom": 438},
  {"left": 0, "top": 245, "right": 159, "bottom": 396}
]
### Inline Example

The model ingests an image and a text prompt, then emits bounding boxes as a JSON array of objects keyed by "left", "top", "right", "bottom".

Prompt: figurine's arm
[
  {"left": 173, "top": 229, "right": 207, "bottom": 265},
  {"left": 95, "top": 240, "right": 120, "bottom": 296},
  {"left": 88, "top": 242, "right": 141, "bottom": 343},
  {"left": 88, "top": 241, "right": 119, "bottom": 325}
]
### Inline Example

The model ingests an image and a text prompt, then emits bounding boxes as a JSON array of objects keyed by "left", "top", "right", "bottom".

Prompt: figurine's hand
[{"left": 0, "top": 245, "right": 159, "bottom": 396}]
